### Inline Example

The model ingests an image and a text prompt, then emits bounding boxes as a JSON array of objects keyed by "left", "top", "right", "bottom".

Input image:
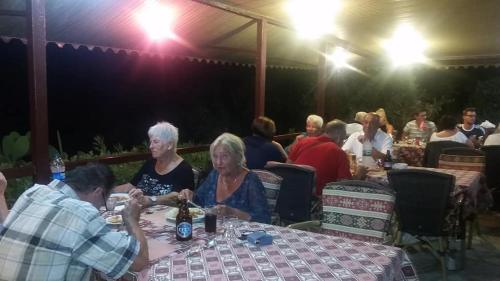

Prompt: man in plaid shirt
[{"left": 0, "top": 163, "right": 149, "bottom": 281}]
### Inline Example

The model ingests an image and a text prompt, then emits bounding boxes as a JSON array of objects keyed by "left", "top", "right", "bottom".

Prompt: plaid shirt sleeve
[{"left": 72, "top": 213, "right": 140, "bottom": 279}]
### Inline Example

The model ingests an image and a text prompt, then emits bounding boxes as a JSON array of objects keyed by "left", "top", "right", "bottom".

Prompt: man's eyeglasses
[{"left": 464, "top": 114, "right": 476, "bottom": 118}]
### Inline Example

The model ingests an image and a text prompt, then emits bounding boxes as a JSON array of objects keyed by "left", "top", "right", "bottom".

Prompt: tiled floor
[{"left": 408, "top": 212, "right": 500, "bottom": 281}]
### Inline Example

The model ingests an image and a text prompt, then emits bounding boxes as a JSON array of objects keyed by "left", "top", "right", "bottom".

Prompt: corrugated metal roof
[{"left": 1, "top": 0, "right": 500, "bottom": 67}]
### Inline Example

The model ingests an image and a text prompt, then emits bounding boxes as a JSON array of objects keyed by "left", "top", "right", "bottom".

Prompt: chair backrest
[
  {"left": 481, "top": 145, "right": 500, "bottom": 189},
  {"left": 438, "top": 154, "right": 486, "bottom": 173},
  {"left": 251, "top": 169, "right": 283, "bottom": 213},
  {"left": 321, "top": 183, "right": 395, "bottom": 243},
  {"left": 333, "top": 179, "right": 389, "bottom": 190},
  {"left": 423, "top": 141, "right": 469, "bottom": 167},
  {"left": 388, "top": 169, "right": 455, "bottom": 237},
  {"left": 442, "top": 147, "right": 484, "bottom": 156},
  {"left": 264, "top": 162, "right": 316, "bottom": 223}
]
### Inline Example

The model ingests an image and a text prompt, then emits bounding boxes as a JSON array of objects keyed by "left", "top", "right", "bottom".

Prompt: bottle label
[
  {"left": 177, "top": 222, "right": 192, "bottom": 238},
  {"left": 52, "top": 172, "right": 65, "bottom": 181}
]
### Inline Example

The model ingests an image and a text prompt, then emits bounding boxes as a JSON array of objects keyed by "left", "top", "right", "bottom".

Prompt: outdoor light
[
  {"left": 286, "top": 0, "right": 341, "bottom": 39},
  {"left": 384, "top": 23, "right": 427, "bottom": 66},
  {"left": 136, "top": 0, "right": 175, "bottom": 41},
  {"left": 327, "top": 46, "right": 350, "bottom": 68}
]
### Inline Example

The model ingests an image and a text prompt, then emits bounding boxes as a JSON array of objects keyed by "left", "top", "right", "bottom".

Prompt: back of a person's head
[
  {"left": 251, "top": 116, "right": 276, "bottom": 140},
  {"left": 438, "top": 115, "right": 458, "bottom": 131},
  {"left": 65, "top": 163, "right": 115, "bottom": 195},
  {"left": 354, "top": 111, "right": 367, "bottom": 123},
  {"left": 325, "top": 119, "right": 346, "bottom": 139}
]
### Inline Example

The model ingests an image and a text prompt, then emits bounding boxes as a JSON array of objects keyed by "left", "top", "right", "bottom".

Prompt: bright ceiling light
[
  {"left": 136, "top": 0, "right": 175, "bottom": 41},
  {"left": 286, "top": 0, "right": 341, "bottom": 39},
  {"left": 327, "top": 46, "right": 350, "bottom": 68},
  {"left": 384, "top": 23, "right": 427, "bottom": 66}
]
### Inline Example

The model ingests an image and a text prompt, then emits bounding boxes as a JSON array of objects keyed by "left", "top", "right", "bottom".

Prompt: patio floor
[{"left": 408, "top": 211, "right": 500, "bottom": 281}]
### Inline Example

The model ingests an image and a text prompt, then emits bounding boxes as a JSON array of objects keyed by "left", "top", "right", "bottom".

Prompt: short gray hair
[
  {"left": 306, "top": 114, "right": 324, "bottom": 129},
  {"left": 210, "top": 133, "right": 246, "bottom": 167},
  {"left": 325, "top": 119, "right": 346, "bottom": 139},
  {"left": 148, "top": 122, "right": 179, "bottom": 148}
]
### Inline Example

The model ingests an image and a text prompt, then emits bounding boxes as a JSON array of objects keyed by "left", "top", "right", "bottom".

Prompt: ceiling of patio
[{"left": 1, "top": 0, "right": 500, "bottom": 68}]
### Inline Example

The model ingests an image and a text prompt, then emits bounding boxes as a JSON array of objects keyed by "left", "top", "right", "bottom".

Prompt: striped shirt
[
  {"left": 0, "top": 180, "right": 139, "bottom": 281},
  {"left": 403, "top": 120, "right": 437, "bottom": 140}
]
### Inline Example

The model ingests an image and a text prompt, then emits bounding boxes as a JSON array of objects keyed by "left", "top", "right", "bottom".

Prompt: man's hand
[
  {"left": 128, "top": 188, "right": 145, "bottom": 205},
  {"left": 122, "top": 198, "right": 141, "bottom": 223}
]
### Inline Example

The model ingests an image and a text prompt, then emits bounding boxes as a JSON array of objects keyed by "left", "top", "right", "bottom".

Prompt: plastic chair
[
  {"left": 423, "top": 141, "right": 469, "bottom": 168},
  {"left": 264, "top": 162, "right": 315, "bottom": 224},
  {"left": 388, "top": 169, "right": 456, "bottom": 281},
  {"left": 251, "top": 169, "right": 283, "bottom": 224}
]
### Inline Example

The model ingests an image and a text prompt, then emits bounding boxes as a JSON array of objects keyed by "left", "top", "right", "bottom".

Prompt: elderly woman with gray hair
[
  {"left": 115, "top": 122, "right": 194, "bottom": 207},
  {"left": 180, "top": 133, "right": 270, "bottom": 224}
]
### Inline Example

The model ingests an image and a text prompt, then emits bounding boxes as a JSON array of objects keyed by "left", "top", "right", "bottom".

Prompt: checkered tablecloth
[{"left": 131, "top": 206, "right": 410, "bottom": 281}]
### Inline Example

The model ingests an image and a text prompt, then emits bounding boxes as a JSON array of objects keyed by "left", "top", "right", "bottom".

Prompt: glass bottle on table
[
  {"left": 50, "top": 154, "right": 66, "bottom": 181},
  {"left": 361, "top": 140, "right": 377, "bottom": 168},
  {"left": 383, "top": 150, "right": 393, "bottom": 170},
  {"left": 176, "top": 198, "right": 192, "bottom": 241}
]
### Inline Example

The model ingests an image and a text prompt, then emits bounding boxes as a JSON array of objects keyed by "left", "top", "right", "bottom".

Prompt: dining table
[{"left": 108, "top": 205, "right": 415, "bottom": 281}]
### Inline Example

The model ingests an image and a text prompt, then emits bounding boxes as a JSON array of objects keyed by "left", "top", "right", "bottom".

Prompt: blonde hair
[
  {"left": 306, "top": 114, "right": 323, "bottom": 129},
  {"left": 210, "top": 133, "right": 246, "bottom": 167}
]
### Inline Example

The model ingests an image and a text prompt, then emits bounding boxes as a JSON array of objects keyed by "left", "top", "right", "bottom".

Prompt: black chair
[
  {"left": 442, "top": 147, "right": 484, "bottom": 156},
  {"left": 264, "top": 162, "right": 316, "bottom": 224},
  {"left": 388, "top": 169, "right": 456, "bottom": 281},
  {"left": 423, "top": 141, "right": 469, "bottom": 168},
  {"left": 481, "top": 145, "right": 500, "bottom": 211}
]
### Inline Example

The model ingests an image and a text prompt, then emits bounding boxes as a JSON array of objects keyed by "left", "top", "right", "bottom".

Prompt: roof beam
[
  {"left": 0, "top": 9, "right": 26, "bottom": 17},
  {"left": 203, "top": 19, "right": 256, "bottom": 47},
  {"left": 189, "top": 0, "right": 374, "bottom": 59}
]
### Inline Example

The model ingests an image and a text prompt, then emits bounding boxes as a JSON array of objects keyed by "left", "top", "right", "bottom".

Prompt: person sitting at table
[
  {"left": 286, "top": 114, "right": 324, "bottom": 152},
  {"left": 244, "top": 116, "right": 287, "bottom": 169},
  {"left": 346, "top": 111, "right": 366, "bottom": 136},
  {"left": 402, "top": 109, "right": 437, "bottom": 141},
  {"left": 458, "top": 107, "right": 485, "bottom": 147},
  {"left": 375, "top": 108, "right": 395, "bottom": 137},
  {"left": 343, "top": 112, "right": 393, "bottom": 167},
  {"left": 180, "top": 133, "right": 271, "bottom": 224},
  {"left": 484, "top": 123, "right": 500, "bottom": 146},
  {"left": 115, "top": 121, "right": 194, "bottom": 207},
  {"left": 0, "top": 172, "right": 8, "bottom": 227},
  {"left": 430, "top": 115, "right": 474, "bottom": 148},
  {"left": 288, "top": 119, "right": 368, "bottom": 196},
  {"left": 0, "top": 163, "right": 149, "bottom": 280}
]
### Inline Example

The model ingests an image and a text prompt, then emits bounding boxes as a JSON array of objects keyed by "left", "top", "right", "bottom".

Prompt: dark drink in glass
[{"left": 205, "top": 213, "right": 217, "bottom": 233}]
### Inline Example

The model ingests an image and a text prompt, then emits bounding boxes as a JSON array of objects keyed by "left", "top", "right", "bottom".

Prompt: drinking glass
[
  {"left": 223, "top": 216, "right": 241, "bottom": 242},
  {"left": 106, "top": 197, "right": 117, "bottom": 215}
]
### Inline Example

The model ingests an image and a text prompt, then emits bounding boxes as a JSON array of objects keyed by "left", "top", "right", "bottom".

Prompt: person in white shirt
[
  {"left": 342, "top": 112, "right": 393, "bottom": 167},
  {"left": 484, "top": 124, "right": 500, "bottom": 146},
  {"left": 430, "top": 115, "right": 473, "bottom": 147},
  {"left": 345, "top": 111, "right": 366, "bottom": 136}
]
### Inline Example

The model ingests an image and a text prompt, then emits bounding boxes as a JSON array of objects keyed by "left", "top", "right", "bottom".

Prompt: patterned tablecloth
[
  {"left": 392, "top": 144, "right": 425, "bottom": 167},
  {"left": 129, "top": 206, "right": 409, "bottom": 281},
  {"left": 367, "top": 167, "right": 482, "bottom": 206}
]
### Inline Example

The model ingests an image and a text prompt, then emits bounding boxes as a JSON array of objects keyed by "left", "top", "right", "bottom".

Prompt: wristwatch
[{"left": 150, "top": 196, "right": 158, "bottom": 206}]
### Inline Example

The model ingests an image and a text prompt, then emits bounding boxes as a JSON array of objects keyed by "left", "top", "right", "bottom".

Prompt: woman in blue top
[{"left": 181, "top": 133, "right": 271, "bottom": 224}]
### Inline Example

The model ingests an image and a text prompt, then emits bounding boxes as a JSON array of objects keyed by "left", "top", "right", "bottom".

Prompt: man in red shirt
[{"left": 289, "top": 119, "right": 358, "bottom": 196}]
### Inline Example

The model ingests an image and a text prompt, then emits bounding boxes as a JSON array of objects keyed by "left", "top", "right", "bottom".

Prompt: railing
[{"left": 1, "top": 133, "right": 299, "bottom": 180}]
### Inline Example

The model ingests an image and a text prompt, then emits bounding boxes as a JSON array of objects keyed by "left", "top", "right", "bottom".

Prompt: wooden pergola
[{"left": 2, "top": 0, "right": 500, "bottom": 182}]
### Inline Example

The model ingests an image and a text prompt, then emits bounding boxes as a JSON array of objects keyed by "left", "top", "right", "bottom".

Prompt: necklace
[{"left": 219, "top": 170, "right": 244, "bottom": 190}]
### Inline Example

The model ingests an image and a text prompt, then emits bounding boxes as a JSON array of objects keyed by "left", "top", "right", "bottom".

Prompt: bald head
[{"left": 363, "top": 113, "right": 380, "bottom": 140}]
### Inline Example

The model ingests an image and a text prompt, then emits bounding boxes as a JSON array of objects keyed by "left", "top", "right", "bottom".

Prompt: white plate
[
  {"left": 165, "top": 208, "right": 205, "bottom": 223},
  {"left": 106, "top": 215, "right": 123, "bottom": 225},
  {"left": 109, "top": 193, "right": 130, "bottom": 204}
]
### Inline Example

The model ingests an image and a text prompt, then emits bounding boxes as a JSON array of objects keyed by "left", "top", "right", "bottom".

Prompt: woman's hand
[
  {"left": 179, "top": 189, "right": 194, "bottom": 201},
  {"left": 128, "top": 188, "right": 146, "bottom": 206}
]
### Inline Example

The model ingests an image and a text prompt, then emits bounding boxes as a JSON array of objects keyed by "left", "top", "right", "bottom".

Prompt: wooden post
[
  {"left": 316, "top": 41, "right": 328, "bottom": 117},
  {"left": 255, "top": 19, "right": 267, "bottom": 118},
  {"left": 27, "top": 0, "right": 50, "bottom": 183}
]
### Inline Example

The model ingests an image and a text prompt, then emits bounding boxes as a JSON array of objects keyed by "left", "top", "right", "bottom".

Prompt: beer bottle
[
  {"left": 383, "top": 150, "right": 393, "bottom": 170},
  {"left": 176, "top": 198, "right": 192, "bottom": 241}
]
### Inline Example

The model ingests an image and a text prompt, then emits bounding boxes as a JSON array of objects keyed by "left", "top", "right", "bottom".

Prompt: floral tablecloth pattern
[{"left": 392, "top": 144, "right": 425, "bottom": 167}]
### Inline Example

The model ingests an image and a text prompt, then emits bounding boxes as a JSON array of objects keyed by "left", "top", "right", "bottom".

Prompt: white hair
[
  {"left": 148, "top": 122, "right": 179, "bottom": 148},
  {"left": 210, "top": 133, "right": 246, "bottom": 167},
  {"left": 306, "top": 114, "right": 323, "bottom": 129}
]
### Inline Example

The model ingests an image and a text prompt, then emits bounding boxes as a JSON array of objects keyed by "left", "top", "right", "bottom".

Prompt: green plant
[
  {"left": 1, "top": 131, "right": 30, "bottom": 165},
  {"left": 92, "top": 135, "right": 109, "bottom": 156}
]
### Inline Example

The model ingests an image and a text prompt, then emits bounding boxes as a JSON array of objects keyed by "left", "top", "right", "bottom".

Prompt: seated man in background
[
  {"left": 0, "top": 163, "right": 149, "bottom": 281},
  {"left": 346, "top": 111, "right": 366, "bottom": 137},
  {"left": 343, "top": 112, "right": 393, "bottom": 168},
  {"left": 458, "top": 107, "right": 485, "bottom": 147},
  {"left": 288, "top": 119, "right": 367, "bottom": 196},
  {"left": 402, "top": 109, "right": 437, "bottom": 141}
]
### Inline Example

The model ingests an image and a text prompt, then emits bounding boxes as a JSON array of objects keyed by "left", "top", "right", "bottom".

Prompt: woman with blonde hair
[{"left": 375, "top": 108, "right": 395, "bottom": 137}]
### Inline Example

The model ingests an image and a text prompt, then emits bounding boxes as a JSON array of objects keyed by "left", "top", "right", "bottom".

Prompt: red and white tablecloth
[
  {"left": 392, "top": 144, "right": 425, "bottom": 167},
  {"left": 128, "top": 206, "right": 412, "bottom": 281}
]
